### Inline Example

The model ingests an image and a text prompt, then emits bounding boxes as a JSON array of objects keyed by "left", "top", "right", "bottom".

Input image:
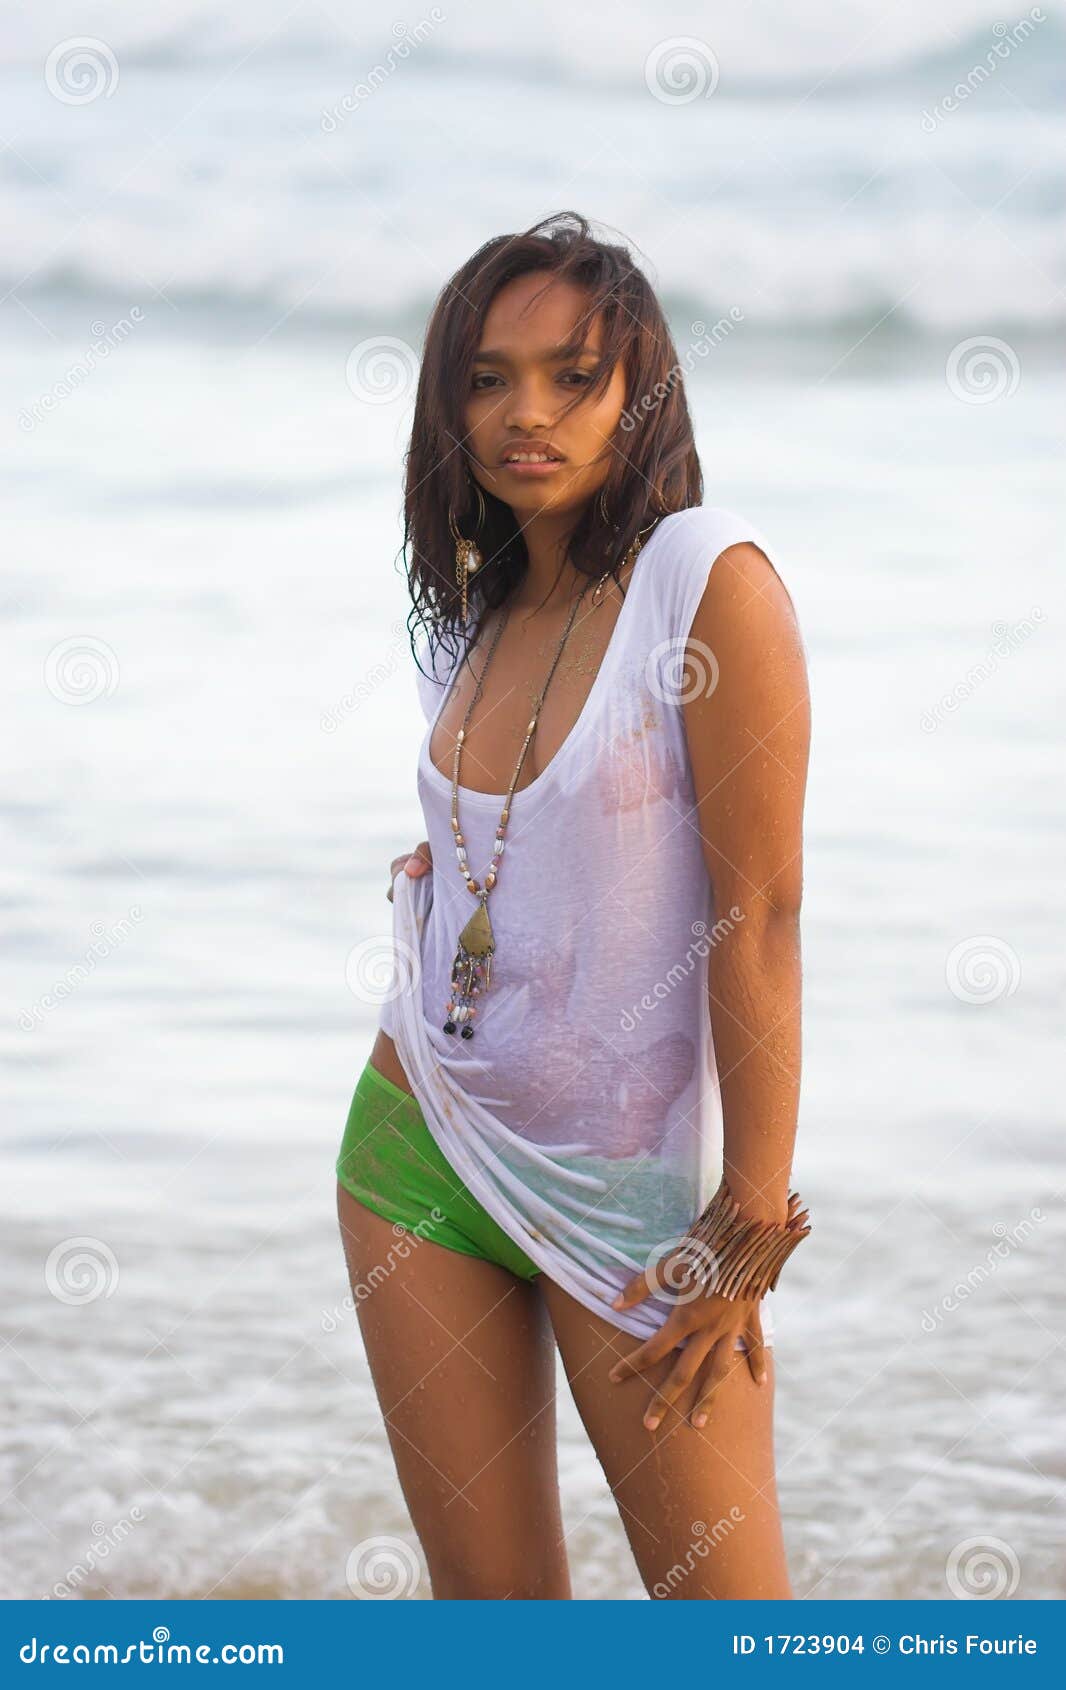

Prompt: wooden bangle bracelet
[{"left": 686, "top": 1174, "right": 811, "bottom": 1300}]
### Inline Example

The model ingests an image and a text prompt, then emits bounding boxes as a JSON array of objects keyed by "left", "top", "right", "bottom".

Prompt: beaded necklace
[{"left": 442, "top": 536, "right": 644, "bottom": 1039}]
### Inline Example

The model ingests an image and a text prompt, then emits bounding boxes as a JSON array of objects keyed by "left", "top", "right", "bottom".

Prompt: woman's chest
[
  {"left": 427, "top": 597, "right": 630, "bottom": 797},
  {"left": 423, "top": 642, "right": 692, "bottom": 826}
]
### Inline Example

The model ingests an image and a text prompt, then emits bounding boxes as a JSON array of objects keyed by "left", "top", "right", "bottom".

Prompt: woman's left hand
[{"left": 606, "top": 1254, "right": 769, "bottom": 1432}]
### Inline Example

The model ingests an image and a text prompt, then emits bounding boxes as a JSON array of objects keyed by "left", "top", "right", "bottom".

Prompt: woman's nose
[{"left": 503, "top": 385, "right": 553, "bottom": 434}]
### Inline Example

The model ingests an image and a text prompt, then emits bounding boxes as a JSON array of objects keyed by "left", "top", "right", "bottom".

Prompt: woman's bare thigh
[
  {"left": 336, "top": 1182, "right": 570, "bottom": 1599},
  {"left": 539, "top": 1277, "right": 792, "bottom": 1600}
]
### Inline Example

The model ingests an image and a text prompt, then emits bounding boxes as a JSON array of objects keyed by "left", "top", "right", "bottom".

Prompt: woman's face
[{"left": 463, "top": 272, "right": 627, "bottom": 524}]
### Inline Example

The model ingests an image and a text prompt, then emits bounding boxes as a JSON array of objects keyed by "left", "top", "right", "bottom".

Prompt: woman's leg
[
  {"left": 540, "top": 1279, "right": 791, "bottom": 1599},
  {"left": 337, "top": 1183, "right": 571, "bottom": 1599}
]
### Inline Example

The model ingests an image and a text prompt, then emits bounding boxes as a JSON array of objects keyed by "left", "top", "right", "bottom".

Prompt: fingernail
[
  {"left": 693, "top": 1413, "right": 707, "bottom": 1428},
  {"left": 645, "top": 1416, "right": 660, "bottom": 1431},
  {"left": 610, "top": 1293, "right": 624, "bottom": 1309},
  {"left": 757, "top": 1370, "right": 767, "bottom": 1385}
]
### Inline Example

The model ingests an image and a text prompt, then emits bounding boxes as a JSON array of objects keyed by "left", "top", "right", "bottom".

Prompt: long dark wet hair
[{"left": 404, "top": 210, "right": 704, "bottom": 676}]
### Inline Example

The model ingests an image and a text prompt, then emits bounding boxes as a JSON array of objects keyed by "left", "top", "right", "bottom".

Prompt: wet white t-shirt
[{"left": 382, "top": 505, "right": 791, "bottom": 1341}]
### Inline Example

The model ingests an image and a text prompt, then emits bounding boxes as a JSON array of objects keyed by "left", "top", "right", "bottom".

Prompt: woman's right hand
[{"left": 386, "top": 841, "right": 432, "bottom": 902}]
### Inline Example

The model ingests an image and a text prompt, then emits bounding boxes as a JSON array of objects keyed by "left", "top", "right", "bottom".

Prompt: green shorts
[{"left": 336, "top": 1059, "right": 541, "bottom": 1282}]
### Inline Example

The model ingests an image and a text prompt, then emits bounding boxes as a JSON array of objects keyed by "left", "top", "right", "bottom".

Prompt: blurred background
[{"left": 3, "top": 0, "right": 1064, "bottom": 1599}]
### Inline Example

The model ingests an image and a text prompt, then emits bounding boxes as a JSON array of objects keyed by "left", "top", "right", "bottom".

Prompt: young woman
[{"left": 336, "top": 212, "right": 811, "bottom": 1601}]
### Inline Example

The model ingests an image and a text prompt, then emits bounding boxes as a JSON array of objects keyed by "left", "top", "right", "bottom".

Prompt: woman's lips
[
  {"left": 499, "top": 459, "right": 566, "bottom": 478},
  {"left": 497, "top": 451, "right": 567, "bottom": 479}
]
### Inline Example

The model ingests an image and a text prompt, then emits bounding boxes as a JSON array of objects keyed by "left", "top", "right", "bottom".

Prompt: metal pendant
[{"left": 443, "top": 898, "right": 495, "bottom": 1039}]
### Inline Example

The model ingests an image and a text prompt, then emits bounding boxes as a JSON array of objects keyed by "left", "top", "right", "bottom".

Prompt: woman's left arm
[
  {"left": 608, "top": 540, "right": 810, "bottom": 1425},
  {"left": 684, "top": 540, "right": 810, "bottom": 1225}
]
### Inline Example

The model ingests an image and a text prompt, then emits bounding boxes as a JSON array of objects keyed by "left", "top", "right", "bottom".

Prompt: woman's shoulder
[
  {"left": 644, "top": 503, "right": 790, "bottom": 636},
  {"left": 651, "top": 502, "right": 778, "bottom": 566}
]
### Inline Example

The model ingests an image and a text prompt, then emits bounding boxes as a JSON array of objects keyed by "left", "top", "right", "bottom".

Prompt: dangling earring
[
  {"left": 449, "top": 493, "right": 483, "bottom": 625},
  {"left": 590, "top": 490, "right": 659, "bottom": 607}
]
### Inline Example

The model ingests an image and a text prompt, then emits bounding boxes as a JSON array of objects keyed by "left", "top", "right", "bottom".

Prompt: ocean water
[{"left": 3, "top": 3, "right": 1064, "bottom": 1600}]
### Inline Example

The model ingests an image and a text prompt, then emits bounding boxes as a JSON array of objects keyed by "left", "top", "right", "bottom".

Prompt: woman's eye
[{"left": 471, "top": 368, "right": 597, "bottom": 394}]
